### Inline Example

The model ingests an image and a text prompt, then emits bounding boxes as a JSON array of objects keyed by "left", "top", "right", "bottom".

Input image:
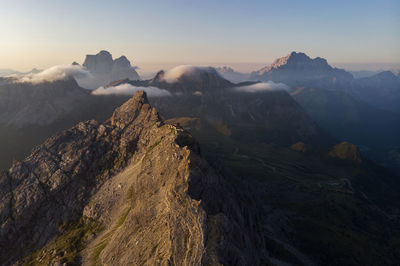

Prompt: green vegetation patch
[{"left": 22, "top": 218, "right": 103, "bottom": 266}]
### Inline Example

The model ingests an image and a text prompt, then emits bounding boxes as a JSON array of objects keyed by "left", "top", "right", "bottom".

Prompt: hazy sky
[{"left": 1, "top": 0, "right": 399, "bottom": 72}]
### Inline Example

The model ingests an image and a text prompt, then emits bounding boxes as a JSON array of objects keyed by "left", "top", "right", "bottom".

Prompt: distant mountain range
[
  {"left": 107, "top": 66, "right": 329, "bottom": 146},
  {"left": 0, "top": 68, "right": 41, "bottom": 77},
  {"left": 216, "top": 66, "right": 249, "bottom": 83},
  {"left": 1, "top": 54, "right": 399, "bottom": 172}
]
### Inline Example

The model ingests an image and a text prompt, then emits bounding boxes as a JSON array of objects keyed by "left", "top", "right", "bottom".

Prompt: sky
[{"left": 0, "top": 0, "right": 399, "bottom": 72}]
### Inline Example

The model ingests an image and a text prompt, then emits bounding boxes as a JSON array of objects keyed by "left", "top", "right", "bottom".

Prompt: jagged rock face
[
  {"left": 81, "top": 50, "right": 140, "bottom": 89},
  {"left": 0, "top": 91, "right": 266, "bottom": 265},
  {"left": 250, "top": 52, "right": 353, "bottom": 86},
  {"left": 0, "top": 78, "right": 90, "bottom": 127}
]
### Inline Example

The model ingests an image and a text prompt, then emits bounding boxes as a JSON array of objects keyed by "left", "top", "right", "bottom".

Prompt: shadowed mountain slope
[{"left": 0, "top": 91, "right": 268, "bottom": 265}]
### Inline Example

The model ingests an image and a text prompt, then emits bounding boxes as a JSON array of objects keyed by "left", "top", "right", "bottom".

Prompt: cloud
[
  {"left": 16, "top": 65, "right": 91, "bottom": 84},
  {"left": 162, "top": 65, "right": 217, "bottom": 83},
  {"left": 235, "top": 81, "right": 289, "bottom": 92},
  {"left": 92, "top": 83, "right": 171, "bottom": 97}
]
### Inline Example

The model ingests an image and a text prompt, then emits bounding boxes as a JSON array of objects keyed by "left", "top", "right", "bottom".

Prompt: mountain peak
[
  {"left": 80, "top": 50, "right": 140, "bottom": 89},
  {"left": 98, "top": 50, "right": 112, "bottom": 57},
  {"left": 111, "top": 91, "right": 159, "bottom": 128},
  {"left": 114, "top": 56, "right": 131, "bottom": 68},
  {"left": 250, "top": 52, "right": 353, "bottom": 85},
  {"left": 267, "top": 51, "right": 329, "bottom": 71},
  {"left": 143, "top": 66, "right": 233, "bottom": 95}
]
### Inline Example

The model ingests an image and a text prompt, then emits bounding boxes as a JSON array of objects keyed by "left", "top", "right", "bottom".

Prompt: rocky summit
[
  {"left": 0, "top": 91, "right": 266, "bottom": 265},
  {"left": 250, "top": 52, "right": 353, "bottom": 86},
  {"left": 80, "top": 50, "right": 140, "bottom": 89}
]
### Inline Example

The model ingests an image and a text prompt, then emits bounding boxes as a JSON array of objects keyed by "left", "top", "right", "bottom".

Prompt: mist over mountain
[
  {"left": 104, "top": 66, "right": 327, "bottom": 146},
  {"left": 117, "top": 65, "right": 234, "bottom": 95}
]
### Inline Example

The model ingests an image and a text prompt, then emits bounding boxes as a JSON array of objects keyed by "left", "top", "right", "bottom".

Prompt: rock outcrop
[
  {"left": 329, "top": 141, "right": 362, "bottom": 163},
  {"left": 0, "top": 91, "right": 266, "bottom": 265},
  {"left": 290, "top": 141, "right": 307, "bottom": 152}
]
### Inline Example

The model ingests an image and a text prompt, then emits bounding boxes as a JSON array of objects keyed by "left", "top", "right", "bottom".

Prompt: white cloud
[
  {"left": 92, "top": 83, "right": 171, "bottom": 97},
  {"left": 235, "top": 81, "right": 289, "bottom": 92},
  {"left": 162, "top": 65, "right": 218, "bottom": 83},
  {"left": 16, "top": 65, "right": 91, "bottom": 84}
]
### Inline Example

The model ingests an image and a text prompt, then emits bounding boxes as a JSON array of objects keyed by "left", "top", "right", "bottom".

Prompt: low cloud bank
[
  {"left": 162, "top": 65, "right": 217, "bottom": 83},
  {"left": 92, "top": 83, "right": 171, "bottom": 97},
  {"left": 17, "top": 65, "right": 91, "bottom": 84},
  {"left": 235, "top": 81, "right": 289, "bottom": 92}
]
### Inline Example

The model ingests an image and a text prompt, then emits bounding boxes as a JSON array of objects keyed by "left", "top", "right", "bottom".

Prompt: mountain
[
  {"left": 216, "top": 66, "right": 249, "bottom": 83},
  {"left": 350, "top": 71, "right": 400, "bottom": 113},
  {"left": 0, "top": 69, "right": 20, "bottom": 77},
  {"left": 0, "top": 78, "right": 89, "bottom": 127},
  {"left": 0, "top": 67, "right": 331, "bottom": 174},
  {"left": 1, "top": 86, "right": 400, "bottom": 265},
  {"left": 291, "top": 86, "right": 400, "bottom": 172},
  {"left": 249, "top": 52, "right": 399, "bottom": 114},
  {"left": 0, "top": 78, "right": 128, "bottom": 170},
  {"left": 250, "top": 52, "right": 353, "bottom": 87},
  {"left": 0, "top": 91, "right": 266, "bottom": 265},
  {"left": 110, "top": 67, "right": 330, "bottom": 146},
  {"left": 2, "top": 91, "right": 400, "bottom": 265},
  {"left": 139, "top": 66, "right": 234, "bottom": 95},
  {"left": 349, "top": 70, "right": 379, "bottom": 78},
  {"left": 78, "top": 50, "right": 140, "bottom": 89},
  {"left": 0, "top": 68, "right": 41, "bottom": 77}
]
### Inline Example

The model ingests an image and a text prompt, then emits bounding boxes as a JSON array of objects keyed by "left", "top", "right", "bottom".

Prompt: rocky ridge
[{"left": 0, "top": 91, "right": 266, "bottom": 265}]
